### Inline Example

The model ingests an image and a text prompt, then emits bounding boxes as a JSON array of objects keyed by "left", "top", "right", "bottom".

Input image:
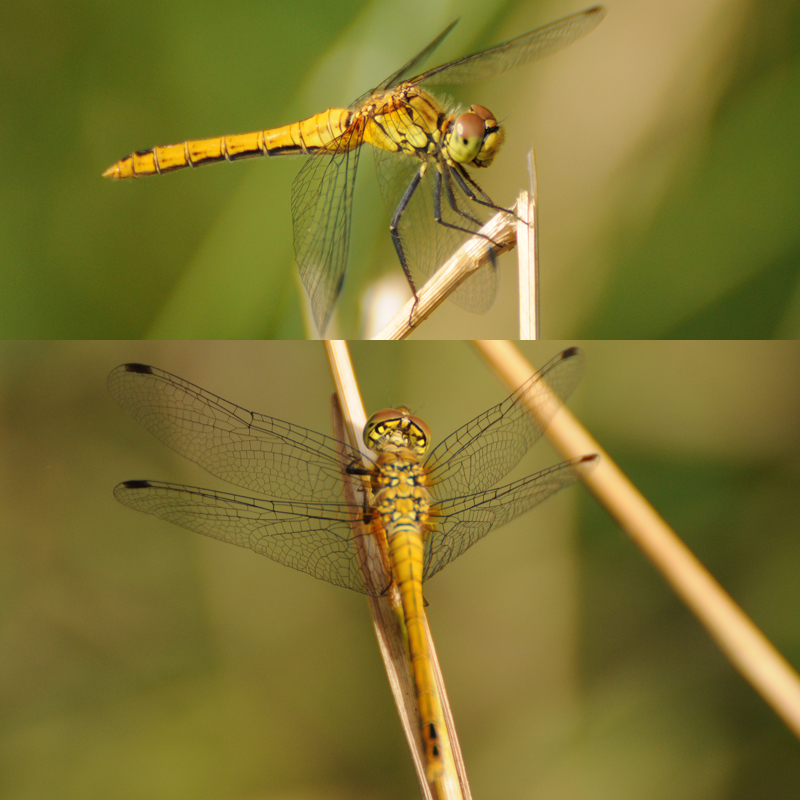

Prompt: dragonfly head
[
  {"left": 363, "top": 407, "right": 431, "bottom": 456},
  {"left": 445, "top": 104, "right": 504, "bottom": 168}
]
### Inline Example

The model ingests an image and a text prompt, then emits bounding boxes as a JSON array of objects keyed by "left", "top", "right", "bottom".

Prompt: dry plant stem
[
  {"left": 373, "top": 210, "right": 517, "bottom": 340},
  {"left": 324, "top": 341, "right": 470, "bottom": 800},
  {"left": 472, "top": 339, "right": 800, "bottom": 740},
  {"left": 515, "top": 191, "right": 535, "bottom": 340},
  {"left": 517, "top": 151, "right": 539, "bottom": 339}
]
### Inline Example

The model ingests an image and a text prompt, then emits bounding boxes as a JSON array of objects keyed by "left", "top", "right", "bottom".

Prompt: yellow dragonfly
[
  {"left": 108, "top": 349, "right": 597, "bottom": 780},
  {"left": 104, "top": 8, "right": 605, "bottom": 332}
]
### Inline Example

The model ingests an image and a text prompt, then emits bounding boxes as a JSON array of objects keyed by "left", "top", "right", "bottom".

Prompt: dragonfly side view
[
  {"left": 108, "top": 349, "right": 598, "bottom": 782},
  {"left": 104, "top": 7, "right": 606, "bottom": 332}
]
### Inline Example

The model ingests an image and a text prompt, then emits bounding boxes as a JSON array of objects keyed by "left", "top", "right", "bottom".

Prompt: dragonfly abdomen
[
  {"left": 375, "top": 450, "right": 446, "bottom": 782},
  {"left": 102, "top": 108, "right": 353, "bottom": 179},
  {"left": 386, "top": 522, "right": 446, "bottom": 781}
]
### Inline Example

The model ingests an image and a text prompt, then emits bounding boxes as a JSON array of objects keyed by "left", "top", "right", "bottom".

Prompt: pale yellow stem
[
  {"left": 324, "top": 341, "right": 470, "bottom": 799},
  {"left": 373, "top": 211, "right": 517, "bottom": 340},
  {"left": 517, "top": 152, "right": 539, "bottom": 339},
  {"left": 473, "top": 339, "right": 800, "bottom": 741}
]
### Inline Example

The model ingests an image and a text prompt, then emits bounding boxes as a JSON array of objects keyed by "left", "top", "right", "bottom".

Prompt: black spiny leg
[
  {"left": 433, "top": 165, "right": 501, "bottom": 247},
  {"left": 452, "top": 165, "right": 523, "bottom": 224},
  {"left": 442, "top": 165, "right": 485, "bottom": 230},
  {"left": 391, "top": 166, "right": 424, "bottom": 327}
]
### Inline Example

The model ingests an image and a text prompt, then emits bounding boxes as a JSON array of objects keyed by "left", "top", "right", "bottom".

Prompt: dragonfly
[
  {"left": 108, "top": 348, "right": 598, "bottom": 781},
  {"left": 103, "top": 7, "right": 605, "bottom": 332}
]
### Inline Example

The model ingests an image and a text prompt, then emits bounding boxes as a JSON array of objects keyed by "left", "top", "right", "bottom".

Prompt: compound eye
[
  {"left": 363, "top": 408, "right": 398, "bottom": 449},
  {"left": 469, "top": 104, "right": 496, "bottom": 123},
  {"left": 448, "top": 112, "right": 486, "bottom": 164},
  {"left": 405, "top": 414, "right": 431, "bottom": 455},
  {"left": 362, "top": 407, "right": 431, "bottom": 455}
]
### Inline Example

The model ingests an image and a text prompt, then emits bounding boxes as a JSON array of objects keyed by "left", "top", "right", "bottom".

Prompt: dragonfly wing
[
  {"left": 413, "top": 6, "right": 605, "bottom": 88},
  {"left": 425, "top": 348, "right": 584, "bottom": 498},
  {"left": 108, "top": 364, "right": 365, "bottom": 503},
  {"left": 423, "top": 455, "right": 597, "bottom": 580},
  {"left": 373, "top": 144, "right": 498, "bottom": 312},
  {"left": 115, "top": 480, "right": 386, "bottom": 595},
  {"left": 376, "top": 19, "right": 459, "bottom": 93},
  {"left": 291, "top": 123, "right": 365, "bottom": 333}
]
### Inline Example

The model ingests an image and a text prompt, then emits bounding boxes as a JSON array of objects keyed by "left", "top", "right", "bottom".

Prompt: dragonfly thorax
[
  {"left": 363, "top": 407, "right": 431, "bottom": 457},
  {"left": 364, "top": 85, "right": 445, "bottom": 157},
  {"left": 444, "top": 104, "right": 504, "bottom": 168}
]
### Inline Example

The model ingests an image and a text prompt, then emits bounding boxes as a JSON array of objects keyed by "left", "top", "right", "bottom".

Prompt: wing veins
[{"left": 413, "top": 6, "right": 605, "bottom": 88}]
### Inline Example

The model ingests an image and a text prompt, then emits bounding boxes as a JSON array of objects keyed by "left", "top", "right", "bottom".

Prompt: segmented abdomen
[{"left": 102, "top": 107, "right": 353, "bottom": 179}]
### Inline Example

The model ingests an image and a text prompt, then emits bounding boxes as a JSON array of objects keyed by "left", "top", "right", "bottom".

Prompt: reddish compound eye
[
  {"left": 454, "top": 112, "right": 485, "bottom": 140},
  {"left": 469, "top": 104, "right": 495, "bottom": 123}
]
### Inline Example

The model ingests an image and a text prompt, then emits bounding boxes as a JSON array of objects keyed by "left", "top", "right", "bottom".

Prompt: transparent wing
[
  {"left": 373, "top": 141, "right": 498, "bottom": 312},
  {"left": 377, "top": 19, "right": 459, "bottom": 93},
  {"left": 291, "top": 122, "right": 365, "bottom": 333},
  {"left": 412, "top": 6, "right": 605, "bottom": 88},
  {"left": 108, "top": 363, "right": 366, "bottom": 503},
  {"left": 423, "top": 456, "right": 597, "bottom": 580},
  {"left": 114, "top": 480, "right": 381, "bottom": 595},
  {"left": 424, "top": 348, "right": 584, "bottom": 498}
]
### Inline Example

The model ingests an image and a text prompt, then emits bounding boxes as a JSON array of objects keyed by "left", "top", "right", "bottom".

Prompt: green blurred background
[
  {"left": 2, "top": 0, "right": 800, "bottom": 338},
  {"left": 2, "top": 340, "right": 799, "bottom": 798}
]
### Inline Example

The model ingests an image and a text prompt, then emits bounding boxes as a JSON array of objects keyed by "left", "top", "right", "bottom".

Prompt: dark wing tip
[
  {"left": 123, "top": 363, "right": 154, "bottom": 374},
  {"left": 580, "top": 454, "right": 600, "bottom": 465},
  {"left": 562, "top": 346, "right": 581, "bottom": 359},
  {"left": 119, "top": 479, "right": 153, "bottom": 489},
  {"left": 580, "top": 5, "right": 607, "bottom": 24}
]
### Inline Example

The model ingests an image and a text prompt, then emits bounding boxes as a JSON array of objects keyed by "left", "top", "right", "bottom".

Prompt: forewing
[
  {"left": 376, "top": 19, "right": 459, "bottom": 92},
  {"left": 108, "top": 363, "right": 363, "bottom": 503},
  {"left": 373, "top": 145, "right": 498, "bottom": 312},
  {"left": 291, "top": 124, "right": 364, "bottom": 333},
  {"left": 115, "top": 480, "right": 381, "bottom": 595},
  {"left": 425, "top": 348, "right": 583, "bottom": 498},
  {"left": 414, "top": 6, "right": 605, "bottom": 88},
  {"left": 423, "top": 456, "right": 596, "bottom": 580}
]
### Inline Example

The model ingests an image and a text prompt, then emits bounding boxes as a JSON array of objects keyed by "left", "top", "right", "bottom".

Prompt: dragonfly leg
[
  {"left": 433, "top": 166, "right": 501, "bottom": 248},
  {"left": 441, "top": 167, "right": 485, "bottom": 230},
  {"left": 390, "top": 167, "right": 426, "bottom": 327},
  {"left": 434, "top": 170, "right": 503, "bottom": 287},
  {"left": 452, "top": 165, "right": 523, "bottom": 224}
]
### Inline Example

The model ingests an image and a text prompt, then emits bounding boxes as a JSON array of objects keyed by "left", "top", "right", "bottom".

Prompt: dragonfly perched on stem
[
  {"left": 104, "top": 8, "right": 605, "bottom": 333},
  {"left": 109, "top": 349, "right": 597, "bottom": 781}
]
